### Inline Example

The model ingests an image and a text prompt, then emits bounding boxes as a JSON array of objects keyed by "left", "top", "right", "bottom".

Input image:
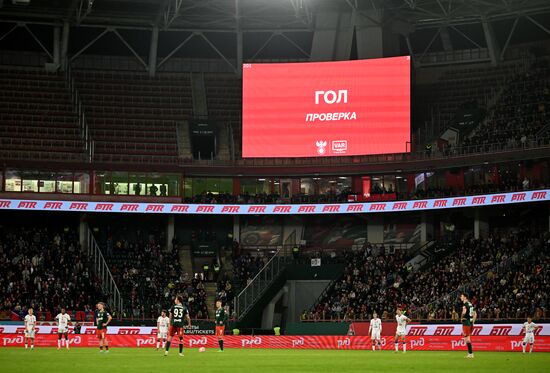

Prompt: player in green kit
[
  {"left": 460, "top": 292, "right": 477, "bottom": 359},
  {"left": 165, "top": 295, "right": 191, "bottom": 357},
  {"left": 96, "top": 302, "right": 112, "bottom": 353},
  {"left": 215, "top": 300, "right": 228, "bottom": 352}
]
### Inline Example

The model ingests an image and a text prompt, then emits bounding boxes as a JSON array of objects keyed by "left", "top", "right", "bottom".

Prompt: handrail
[
  {"left": 85, "top": 227, "right": 123, "bottom": 315},
  {"left": 64, "top": 62, "right": 93, "bottom": 163},
  {"left": 234, "top": 248, "right": 291, "bottom": 320}
]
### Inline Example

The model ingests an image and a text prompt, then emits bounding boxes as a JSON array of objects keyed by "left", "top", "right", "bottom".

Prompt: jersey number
[{"left": 174, "top": 309, "right": 184, "bottom": 318}]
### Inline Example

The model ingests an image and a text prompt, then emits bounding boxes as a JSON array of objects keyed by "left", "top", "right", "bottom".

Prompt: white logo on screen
[
  {"left": 316, "top": 141, "right": 328, "bottom": 155},
  {"left": 332, "top": 140, "right": 347, "bottom": 153}
]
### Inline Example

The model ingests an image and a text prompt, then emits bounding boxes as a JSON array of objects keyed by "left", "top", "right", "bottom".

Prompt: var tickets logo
[
  {"left": 189, "top": 337, "right": 208, "bottom": 347},
  {"left": 316, "top": 140, "right": 328, "bottom": 155},
  {"left": 332, "top": 140, "right": 347, "bottom": 154},
  {"left": 241, "top": 337, "right": 262, "bottom": 347},
  {"left": 292, "top": 338, "right": 305, "bottom": 348},
  {"left": 137, "top": 337, "right": 156, "bottom": 347}
]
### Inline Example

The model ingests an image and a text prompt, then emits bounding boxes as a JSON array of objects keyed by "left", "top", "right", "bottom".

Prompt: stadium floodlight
[{"left": 12, "top": 0, "right": 30, "bottom": 5}]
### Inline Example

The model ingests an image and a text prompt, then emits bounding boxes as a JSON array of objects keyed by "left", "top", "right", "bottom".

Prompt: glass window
[
  {"left": 4, "top": 170, "right": 23, "bottom": 192},
  {"left": 129, "top": 173, "right": 147, "bottom": 196},
  {"left": 20, "top": 171, "right": 39, "bottom": 192},
  {"left": 39, "top": 172, "right": 56, "bottom": 193},
  {"left": 95, "top": 172, "right": 109, "bottom": 194},
  {"left": 184, "top": 177, "right": 193, "bottom": 198},
  {"left": 110, "top": 172, "right": 129, "bottom": 195},
  {"left": 74, "top": 172, "right": 89, "bottom": 194},
  {"left": 241, "top": 178, "right": 270, "bottom": 195},
  {"left": 56, "top": 172, "right": 74, "bottom": 194}
]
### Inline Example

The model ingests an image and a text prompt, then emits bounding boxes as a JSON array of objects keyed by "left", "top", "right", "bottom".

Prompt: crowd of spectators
[
  {"left": 0, "top": 226, "right": 105, "bottom": 321},
  {"left": 465, "top": 59, "right": 550, "bottom": 148},
  {"left": 103, "top": 238, "right": 208, "bottom": 319},
  {"left": 307, "top": 233, "right": 548, "bottom": 321}
]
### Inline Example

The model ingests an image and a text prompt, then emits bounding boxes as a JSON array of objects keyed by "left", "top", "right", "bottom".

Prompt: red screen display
[{"left": 242, "top": 56, "right": 410, "bottom": 158}]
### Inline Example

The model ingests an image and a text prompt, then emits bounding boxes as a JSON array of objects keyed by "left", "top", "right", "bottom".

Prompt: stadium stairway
[
  {"left": 204, "top": 283, "right": 218, "bottom": 319},
  {"left": 178, "top": 245, "right": 194, "bottom": 279}
]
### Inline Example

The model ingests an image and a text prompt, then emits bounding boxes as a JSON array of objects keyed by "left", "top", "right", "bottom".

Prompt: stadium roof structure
[
  {"left": 1, "top": 0, "right": 549, "bottom": 71},
  {"left": 0, "top": 0, "right": 549, "bottom": 31}
]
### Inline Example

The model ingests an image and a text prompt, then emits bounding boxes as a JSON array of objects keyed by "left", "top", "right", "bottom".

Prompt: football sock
[
  {"left": 156, "top": 341, "right": 160, "bottom": 349},
  {"left": 165, "top": 341, "right": 171, "bottom": 351},
  {"left": 105, "top": 345, "right": 109, "bottom": 351},
  {"left": 395, "top": 342, "right": 399, "bottom": 352},
  {"left": 179, "top": 342, "right": 183, "bottom": 354},
  {"left": 219, "top": 340, "right": 224, "bottom": 351},
  {"left": 403, "top": 343, "right": 406, "bottom": 352},
  {"left": 522, "top": 342, "right": 526, "bottom": 353},
  {"left": 530, "top": 344, "right": 533, "bottom": 353},
  {"left": 467, "top": 342, "right": 472, "bottom": 354}
]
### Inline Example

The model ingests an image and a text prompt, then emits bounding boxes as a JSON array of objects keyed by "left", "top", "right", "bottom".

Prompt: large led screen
[{"left": 242, "top": 56, "right": 410, "bottom": 158}]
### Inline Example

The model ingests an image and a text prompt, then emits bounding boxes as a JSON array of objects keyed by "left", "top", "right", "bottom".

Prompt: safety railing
[
  {"left": 234, "top": 248, "right": 292, "bottom": 320},
  {"left": 64, "top": 63, "right": 94, "bottom": 163},
  {"left": 85, "top": 226, "right": 123, "bottom": 315}
]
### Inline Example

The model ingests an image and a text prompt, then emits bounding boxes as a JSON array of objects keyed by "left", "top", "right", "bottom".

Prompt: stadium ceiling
[{"left": 0, "top": 0, "right": 549, "bottom": 32}]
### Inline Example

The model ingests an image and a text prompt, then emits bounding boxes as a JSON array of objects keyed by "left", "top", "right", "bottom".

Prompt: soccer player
[
  {"left": 24, "top": 308, "right": 37, "bottom": 350},
  {"left": 215, "top": 300, "right": 228, "bottom": 352},
  {"left": 460, "top": 292, "right": 476, "bottom": 359},
  {"left": 156, "top": 310, "right": 170, "bottom": 350},
  {"left": 395, "top": 308, "right": 410, "bottom": 353},
  {"left": 55, "top": 308, "right": 71, "bottom": 350},
  {"left": 369, "top": 312, "right": 382, "bottom": 351},
  {"left": 522, "top": 316, "right": 540, "bottom": 354},
  {"left": 96, "top": 302, "right": 112, "bottom": 353},
  {"left": 165, "top": 295, "right": 191, "bottom": 357}
]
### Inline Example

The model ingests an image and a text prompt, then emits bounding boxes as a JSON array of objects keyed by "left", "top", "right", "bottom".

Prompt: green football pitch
[{"left": 1, "top": 348, "right": 549, "bottom": 373}]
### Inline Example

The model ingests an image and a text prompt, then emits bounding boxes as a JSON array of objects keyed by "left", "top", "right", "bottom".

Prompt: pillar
[
  {"left": 420, "top": 211, "right": 434, "bottom": 242},
  {"left": 482, "top": 19, "right": 501, "bottom": 66},
  {"left": 355, "top": 9, "right": 384, "bottom": 59},
  {"left": 79, "top": 213, "right": 87, "bottom": 252},
  {"left": 53, "top": 26, "right": 61, "bottom": 67},
  {"left": 60, "top": 21, "right": 70, "bottom": 71},
  {"left": 367, "top": 215, "right": 384, "bottom": 243},
  {"left": 167, "top": 215, "right": 175, "bottom": 251},
  {"left": 148, "top": 26, "right": 159, "bottom": 77},
  {"left": 474, "top": 208, "right": 489, "bottom": 239}
]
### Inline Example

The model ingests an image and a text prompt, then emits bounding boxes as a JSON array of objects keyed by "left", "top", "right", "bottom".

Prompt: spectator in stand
[{"left": 0, "top": 226, "right": 105, "bottom": 320}]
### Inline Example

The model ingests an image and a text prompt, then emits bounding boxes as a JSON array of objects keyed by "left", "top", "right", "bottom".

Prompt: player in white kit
[
  {"left": 369, "top": 312, "right": 382, "bottom": 351},
  {"left": 395, "top": 308, "right": 411, "bottom": 353},
  {"left": 24, "top": 308, "right": 37, "bottom": 350},
  {"left": 157, "top": 310, "right": 170, "bottom": 350},
  {"left": 522, "top": 317, "right": 540, "bottom": 354},
  {"left": 55, "top": 308, "right": 71, "bottom": 350}
]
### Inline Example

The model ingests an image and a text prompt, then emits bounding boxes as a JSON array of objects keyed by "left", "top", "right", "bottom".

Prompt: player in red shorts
[
  {"left": 165, "top": 295, "right": 191, "bottom": 357},
  {"left": 215, "top": 300, "right": 228, "bottom": 352},
  {"left": 460, "top": 292, "right": 477, "bottom": 359},
  {"left": 95, "top": 302, "right": 112, "bottom": 353}
]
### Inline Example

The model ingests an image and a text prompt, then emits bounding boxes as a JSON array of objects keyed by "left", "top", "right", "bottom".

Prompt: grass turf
[{"left": 1, "top": 348, "right": 549, "bottom": 373}]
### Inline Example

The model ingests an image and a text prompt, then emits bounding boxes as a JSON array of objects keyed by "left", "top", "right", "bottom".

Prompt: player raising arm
[
  {"left": 55, "top": 308, "right": 71, "bottom": 350},
  {"left": 96, "top": 302, "right": 112, "bottom": 353},
  {"left": 156, "top": 310, "right": 170, "bottom": 350},
  {"left": 369, "top": 312, "right": 382, "bottom": 351},
  {"left": 522, "top": 316, "right": 541, "bottom": 354},
  {"left": 395, "top": 308, "right": 411, "bottom": 353},
  {"left": 24, "top": 308, "right": 37, "bottom": 350},
  {"left": 460, "top": 292, "right": 476, "bottom": 359},
  {"left": 215, "top": 300, "right": 228, "bottom": 352},
  {"left": 165, "top": 295, "right": 191, "bottom": 357}
]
